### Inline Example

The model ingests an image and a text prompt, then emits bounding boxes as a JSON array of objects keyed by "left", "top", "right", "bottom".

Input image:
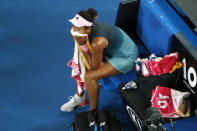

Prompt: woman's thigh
[{"left": 85, "top": 62, "right": 120, "bottom": 81}]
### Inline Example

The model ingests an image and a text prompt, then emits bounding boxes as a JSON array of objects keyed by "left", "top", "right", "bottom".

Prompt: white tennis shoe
[{"left": 60, "top": 93, "right": 88, "bottom": 112}]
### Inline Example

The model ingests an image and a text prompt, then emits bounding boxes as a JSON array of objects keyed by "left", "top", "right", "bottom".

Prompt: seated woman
[{"left": 60, "top": 8, "right": 139, "bottom": 112}]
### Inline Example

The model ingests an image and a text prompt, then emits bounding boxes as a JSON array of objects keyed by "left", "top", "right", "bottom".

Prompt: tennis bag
[
  {"left": 136, "top": 67, "right": 183, "bottom": 100},
  {"left": 71, "top": 110, "right": 122, "bottom": 131}
]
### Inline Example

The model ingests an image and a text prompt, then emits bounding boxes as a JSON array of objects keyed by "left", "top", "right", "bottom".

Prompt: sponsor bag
[{"left": 70, "top": 110, "right": 122, "bottom": 131}]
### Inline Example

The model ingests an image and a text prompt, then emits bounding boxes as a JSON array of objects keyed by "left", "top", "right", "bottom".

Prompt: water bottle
[
  {"left": 122, "top": 81, "right": 137, "bottom": 90},
  {"left": 149, "top": 54, "right": 157, "bottom": 60},
  {"left": 135, "top": 58, "right": 142, "bottom": 72}
]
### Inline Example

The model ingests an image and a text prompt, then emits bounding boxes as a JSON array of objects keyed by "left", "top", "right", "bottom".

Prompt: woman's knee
[{"left": 84, "top": 71, "right": 98, "bottom": 85}]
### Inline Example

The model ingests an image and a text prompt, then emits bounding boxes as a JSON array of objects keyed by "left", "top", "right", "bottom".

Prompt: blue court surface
[{"left": 0, "top": 0, "right": 136, "bottom": 131}]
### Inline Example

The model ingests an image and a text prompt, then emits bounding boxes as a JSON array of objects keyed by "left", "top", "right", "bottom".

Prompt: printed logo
[
  {"left": 89, "top": 122, "right": 95, "bottom": 127},
  {"left": 100, "top": 122, "right": 106, "bottom": 127},
  {"left": 182, "top": 58, "right": 196, "bottom": 94},
  {"left": 75, "top": 16, "right": 79, "bottom": 20},
  {"left": 157, "top": 93, "right": 168, "bottom": 109}
]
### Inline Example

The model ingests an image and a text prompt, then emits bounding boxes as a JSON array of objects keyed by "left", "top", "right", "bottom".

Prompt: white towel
[{"left": 68, "top": 43, "right": 86, "bottom": 95}]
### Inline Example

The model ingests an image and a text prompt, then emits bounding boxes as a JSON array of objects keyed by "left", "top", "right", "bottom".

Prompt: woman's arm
[
  {"left": 75, "top": 36, "right": 108, "bottom": 70},
  {"left": 91, "top": 37, "right": 108, "bottom": 70}
]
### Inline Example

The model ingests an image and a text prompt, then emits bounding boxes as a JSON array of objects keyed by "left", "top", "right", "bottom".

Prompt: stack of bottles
[{"left": 135, "top": 52, "right": 183, "bottom": 77}]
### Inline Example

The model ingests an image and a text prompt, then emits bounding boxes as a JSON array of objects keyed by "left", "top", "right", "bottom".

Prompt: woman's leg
[{"left": 85, "top": 62, "right": 120, "bottom": 111}]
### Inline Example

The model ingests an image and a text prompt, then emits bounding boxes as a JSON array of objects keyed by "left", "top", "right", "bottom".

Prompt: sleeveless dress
[{"left": 90, "top": 22, "right": 139, "bottom": 73}]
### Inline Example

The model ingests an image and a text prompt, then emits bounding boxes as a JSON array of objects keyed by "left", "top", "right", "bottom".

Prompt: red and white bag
[
  {"left": 151, "top": 86, "right": 190, "bottom": 118},
  {"left": 141, "top": 52, "right": 180, "bottom": 76}
]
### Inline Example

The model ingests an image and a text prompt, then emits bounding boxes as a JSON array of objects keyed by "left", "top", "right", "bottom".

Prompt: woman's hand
[{"left": 75, "top": 36, "right": 87, "bottom": 45}]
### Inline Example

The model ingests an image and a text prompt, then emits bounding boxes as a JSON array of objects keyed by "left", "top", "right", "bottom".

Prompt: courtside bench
[{"left": 99, "top": 0, "right": 178, "bottom": 91}]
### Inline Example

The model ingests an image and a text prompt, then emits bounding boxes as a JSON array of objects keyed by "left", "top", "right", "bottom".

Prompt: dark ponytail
[
  {"left": 78, "top": 8, "right": 98, "bottom": 22},
  {"left": 87, "top": 8, "right": 97, "bottom": 19}
]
